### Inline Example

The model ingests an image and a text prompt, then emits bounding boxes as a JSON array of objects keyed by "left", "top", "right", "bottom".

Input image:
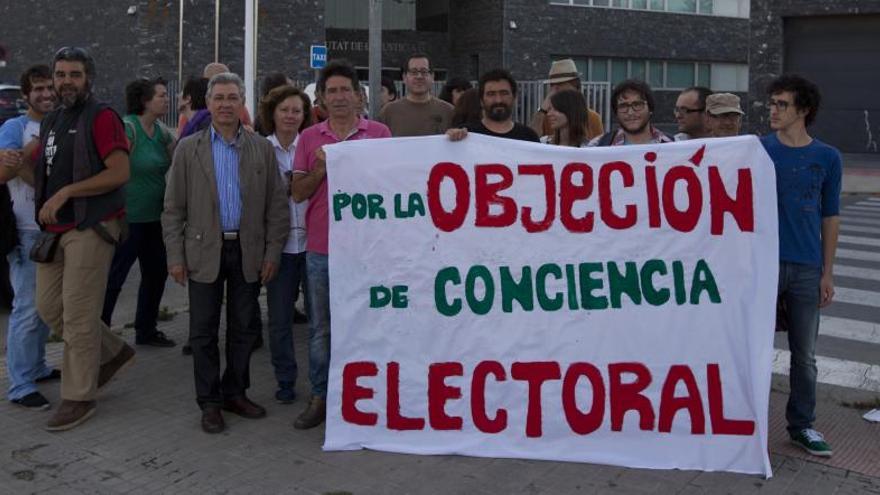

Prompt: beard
[
  {"left": 621, "top": 118, "right": 650, "bottom": 135},
  {"left": 58, "top": 85, "right": 89, "bottom": 108},
  {"left": 486, "top": 103, "right": 512, "bottom": 122}
]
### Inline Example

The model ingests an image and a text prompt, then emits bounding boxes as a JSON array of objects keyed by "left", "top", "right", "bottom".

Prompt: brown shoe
[
  {"left": 201, "top": 406, "right": 225, "bottom": 433},
  {"left": 293, "top": 396, "right": 326, "bottom": 430},
  {"left": 46, "top": 400, "right": 96, "bottom": 431},
  {"left": 98, "top": 343, "right": 136, "bottom": 389},
  {"left": 222, "top": 396, "right": 267, "bottom": 419}
]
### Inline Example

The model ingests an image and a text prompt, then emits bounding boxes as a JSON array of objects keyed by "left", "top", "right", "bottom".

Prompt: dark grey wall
[
  {"left": 748, "top": 0, "right": 880, "bottom": 139},
  {"left": 0, "top": 0, "right": 325, "bottom": 112},
  {"left": 448, "top": 0, "right": 504, "bottom": 80},
  {"left": 503, "top": 0, "right": 749, "bottom": 81}
]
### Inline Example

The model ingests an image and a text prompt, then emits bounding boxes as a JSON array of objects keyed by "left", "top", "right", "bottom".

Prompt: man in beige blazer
[{"left": 162, "top": 72, "right": 288, "bottom": 434}]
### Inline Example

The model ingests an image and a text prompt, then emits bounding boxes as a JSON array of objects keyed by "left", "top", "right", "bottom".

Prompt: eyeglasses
[
  {"left": 617, "top": 100, "right": 647, "bottom": 113},
  {"left": 406, "top": 69, "right": 433, "bottom": 77},
  {"left": 674, "top": 106, "right": 705, "bottom": 115},
  {"left": 768, "top": 99, "right": 792, "bottom": 111}
]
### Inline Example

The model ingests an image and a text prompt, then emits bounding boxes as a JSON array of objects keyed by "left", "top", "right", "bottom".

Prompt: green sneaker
[{"left": 790, "top": 428, "right": 833, "bottom": 457}]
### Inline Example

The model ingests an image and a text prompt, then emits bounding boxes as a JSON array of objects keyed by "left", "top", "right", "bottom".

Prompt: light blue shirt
[{"left": 210, "top": 125, "right": 243, "bottom": 232}]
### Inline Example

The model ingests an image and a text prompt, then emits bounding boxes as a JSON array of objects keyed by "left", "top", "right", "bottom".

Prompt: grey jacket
[{"left": 162, "top": 126, "right": 289, "bottom": 284}]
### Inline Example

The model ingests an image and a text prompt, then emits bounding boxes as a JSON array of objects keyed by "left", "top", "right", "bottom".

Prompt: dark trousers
[
  {"left": 188, "top": 239, "right": 259, "bottom": 407},
  {"left": 101, "top": 221, "right": 168, "bottom": 340}
]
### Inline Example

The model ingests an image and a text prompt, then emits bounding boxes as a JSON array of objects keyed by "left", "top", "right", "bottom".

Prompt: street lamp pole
[{"left": 368, "top": 0, "right": 382, "bottom": 120}]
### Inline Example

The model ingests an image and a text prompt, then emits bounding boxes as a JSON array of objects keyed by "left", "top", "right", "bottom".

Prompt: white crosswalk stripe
[
  {"left": 841, "top": 211, "right": 880, "bottom": 220},
  {"left": 834, "top": 264, "right": 880, "bottom": 282},
  {"left": 773, "top": 350, "right": 880, "bottom": 393},
  {"left": 836, "top": 248, "right": 880, "bottom": 263},
  {"left": 837, "top": 234, "right": 880, "bottom": 248},
  {"left": 820, "top": 316, "right": 880, "bottom": 345},
  {"left": 841, "top": 217, "right": 880, "bottom": 226},
  {"left": 840, "top": 224, "right": 880, "bottom": 235},
  {"left": 845, "top": 206, "right": 880, "bottom": 213},
  {"left": 835, "top": 286, "right": 880, "bottom": 307},
  {"left": 865, "top": 197, "right": 880, "bottom": 203}
]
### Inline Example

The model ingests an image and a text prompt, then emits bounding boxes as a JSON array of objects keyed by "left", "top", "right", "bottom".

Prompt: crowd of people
[{"left": 0, "top": 47, "right": 840, "bottom": 460}]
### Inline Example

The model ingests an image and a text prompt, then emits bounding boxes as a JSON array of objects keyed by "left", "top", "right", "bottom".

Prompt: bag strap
[{"left": 123, "top": 118, "right": 137, "bottom": 154}]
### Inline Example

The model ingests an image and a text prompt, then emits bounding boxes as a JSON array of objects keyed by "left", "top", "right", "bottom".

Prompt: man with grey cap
[
  {"left": 705, "top": 93, "right": 744, "bottom": 137},
  {"left": 529, "top": 59, "right": 603, "bottom": 140}
]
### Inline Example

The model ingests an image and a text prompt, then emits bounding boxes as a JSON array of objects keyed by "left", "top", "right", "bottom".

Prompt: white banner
[{"left": 324, "top": 134, "right": 777, "bottom": 476}]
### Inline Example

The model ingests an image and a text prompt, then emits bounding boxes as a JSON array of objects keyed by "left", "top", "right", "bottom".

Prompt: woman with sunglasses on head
[
  {"left": 258, "top": 85, "right": 313, "bottom": 404},
  {"left": 540, "top": 89, "right": 591, "bottom": 147}
]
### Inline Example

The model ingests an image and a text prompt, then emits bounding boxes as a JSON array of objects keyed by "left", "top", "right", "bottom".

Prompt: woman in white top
[
  {"left": 539, "top": 89, "right": 591, "bottom": 148},
  {"left": 259, "top": 85, "right": 313, "bottom": 404}
]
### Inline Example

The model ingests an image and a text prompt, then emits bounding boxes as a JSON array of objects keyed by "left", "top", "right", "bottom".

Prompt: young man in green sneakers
[{"left": 760, "top": 75, "right": 841, "bottom": 458}]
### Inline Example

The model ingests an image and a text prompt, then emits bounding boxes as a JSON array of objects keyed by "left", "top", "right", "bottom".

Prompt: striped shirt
[{"left": 210, "top": 125, "right": 243, "bottom": 232}]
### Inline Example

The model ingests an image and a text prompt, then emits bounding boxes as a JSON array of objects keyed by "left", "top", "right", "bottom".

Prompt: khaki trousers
[{"left": 35, "top": 219, "right": 125, "bottom": 401}]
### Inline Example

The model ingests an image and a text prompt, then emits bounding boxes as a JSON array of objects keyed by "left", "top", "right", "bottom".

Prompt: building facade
[{"left": 0, "top": 0, "right": 877, "bottom": 152}]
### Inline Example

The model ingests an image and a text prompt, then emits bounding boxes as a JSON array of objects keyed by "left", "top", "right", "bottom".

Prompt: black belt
[{"left": 222, "top": 231, "right": 239, "bottom": 241}]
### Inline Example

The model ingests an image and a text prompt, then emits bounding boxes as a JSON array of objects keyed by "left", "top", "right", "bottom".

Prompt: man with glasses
[
  {"left": 704, "top": 93, "right": 744, "bottom": 137},
  {"left": 589, "top": 79, "right": 672, "bottom": 146},
  {"left": 761, "top": 74, "right": 841, "bottom": 458},
  {"left": 16, "top": 47, "right": 134, "bottom": 431},
  {"left": 377, "top": 54, "right": 453, "bottom": 136},
  {"left": 0, "top": 64, "right": 59, "bottom": 411},
  {"left": 163, "top": 72, "right": 289, "bottom": 434},
  {"left": 673, "top": 86, "right": 712, "bottom": 141}
]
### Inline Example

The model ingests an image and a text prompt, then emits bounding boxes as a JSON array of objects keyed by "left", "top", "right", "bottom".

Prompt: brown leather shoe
[
  {"left": 201, "top": 406, "right": 225, "bottom": 433},
  {"left": 98, "top": 343, "right": 136, "bottom": 389},
  {"left": 293, "top": 396, "right": 326, "bottom": 430},
  {"left": 222, "top": 397, "right": 267, "bottom": 419},
  {"left": 46, "top": 400, "right": 96, "bottom": 431}
]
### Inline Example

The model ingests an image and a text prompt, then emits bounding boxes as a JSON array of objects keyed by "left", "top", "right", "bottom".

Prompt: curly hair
[
  {"left": 767, "top": 74, "right": 822, "bottom": 127},
  {"left": 258, "top": 85, "right": 313, "bottom": 136}
]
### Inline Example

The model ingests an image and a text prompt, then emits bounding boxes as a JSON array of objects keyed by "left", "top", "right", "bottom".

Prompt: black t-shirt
[{"left": 465, "top": 121, "right": 540, "bottom": 143}]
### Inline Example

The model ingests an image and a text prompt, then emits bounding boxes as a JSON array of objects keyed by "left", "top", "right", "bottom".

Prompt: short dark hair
[
  {"left": 404, "top": 53, "right": 431, "bottom": 75},
  {"left": 478, "top": 69, "right": 518, "bottom": 99},
  {"left": 53, "top": 46, "right": 96, "bottom": 79},
  {"left": 125, "top": 76, "right": 167, "bottom": 115},
  {"left": 767, "top": 74, "right": 822, "bottom": 127},
  {"left": 439, "top": 77, "right": 472, "bottom": 104},
  {"left": 258, "top": 85, "right": 313, "bottom": 136},
  {"left": 381, "top": 77, "right": 398, "bottom": 99},
  {"left": 611, "top": 79, "right": 655, "bottom": 114},
  {"left": 261, "top": 72, "right": 289, "bottom": 98},
  {"left": 19, "top": 64, "right": 52, "bottom": 96},
  {"left": 682, "top": 86, "right": 713, "bottom": 108},
  {"left": 182, "top": 76, "right": 209, "bottom": 111},
  {"left": 318, "top": 59, "right": 359, "bottom": 93}
]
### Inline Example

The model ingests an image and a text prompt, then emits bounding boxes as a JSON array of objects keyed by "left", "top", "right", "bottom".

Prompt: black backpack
[{"left": 0, "top": 183, "right": 18, "bottom": 256}]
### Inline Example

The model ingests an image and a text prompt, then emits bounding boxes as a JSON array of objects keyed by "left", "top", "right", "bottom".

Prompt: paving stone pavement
[{"left": 2, "top": 305, "right": 879, "bottom": 495}]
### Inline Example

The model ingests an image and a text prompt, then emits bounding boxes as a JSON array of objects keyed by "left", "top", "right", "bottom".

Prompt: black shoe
[
  {"left": 201, "top": 406, "right": 225, "bottom": 434},
  {"left": 136, "top": 331, "right": 176, "bottom": 348},
  {"left": 12, "top": 391, "right": 50, "bottom": 411},
  {"left": 222, "top": 397, "right": 267, "bottom": 419},
  {"left": 182, "top": 343, "right": 193, "bottom": 356},
  {"left": 36, "top": 369, "right": 61, "bottom": 383},
  {"left": 293, "top": 309, "right": 308, "bottom": 324}
]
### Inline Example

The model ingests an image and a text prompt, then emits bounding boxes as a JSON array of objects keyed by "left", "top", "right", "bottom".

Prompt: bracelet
[{"left": 537, "top": 108, "right": 548, "bottom": 114}]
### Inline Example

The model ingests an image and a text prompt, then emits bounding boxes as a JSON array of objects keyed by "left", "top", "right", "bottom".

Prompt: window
[
  {"left": 549, "top": 0, "right": 748, "bottom": 17},
  {"left": 667, "top": 0, "right": 697, "bottom": 12},
  {"left": 577, "top": 56, "right": 748, "bottom": 91},
  {"left": 666, "top": 62, "right": 695, "bottom": 88}
]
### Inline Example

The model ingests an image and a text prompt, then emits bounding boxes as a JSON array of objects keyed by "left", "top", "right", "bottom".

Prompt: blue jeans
[
  {"left": 778, "top": 261, "right": 822, "bottom": 433},
  {"left": 6, "top": 229, "right": 53, "bottom": 400},
  {"left": 266, "top": 252, "right": 307, "bottom": 385},
  {"left": 305, "top": 252, "right": 330, "bottom": 398}
]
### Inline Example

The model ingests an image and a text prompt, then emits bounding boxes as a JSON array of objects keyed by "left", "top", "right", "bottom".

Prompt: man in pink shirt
[{"left": 291, "top": 60, "right": 390, "bottom": 429}]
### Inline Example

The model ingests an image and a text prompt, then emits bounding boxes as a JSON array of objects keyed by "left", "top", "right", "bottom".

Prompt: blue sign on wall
[{"left": 310, "top": 45, "right": 327, "bottom": 69}]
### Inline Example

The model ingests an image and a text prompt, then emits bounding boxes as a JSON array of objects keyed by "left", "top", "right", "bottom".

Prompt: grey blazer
[{"left": 162, "top": 126, "right": 289, "bottom": 284}]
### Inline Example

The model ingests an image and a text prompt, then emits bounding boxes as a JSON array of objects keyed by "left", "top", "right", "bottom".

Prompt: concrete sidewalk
[{"left": 1, "top": 308, "right": 879, "bottom": 495}]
